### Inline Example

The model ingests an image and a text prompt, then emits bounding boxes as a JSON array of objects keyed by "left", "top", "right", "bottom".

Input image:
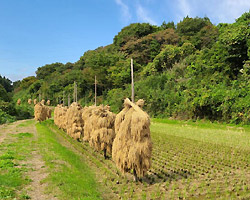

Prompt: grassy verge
[
  {"left": 36, "top": 120, "right": 101, "bottom": 200},
  {"left": 17, "top": 120, "right": 35, "bottom": 128},
  {"left": 0, "top": 131, "right": 34, "bottom": 199}
]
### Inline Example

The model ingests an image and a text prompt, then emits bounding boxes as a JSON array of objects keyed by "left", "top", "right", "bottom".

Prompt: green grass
[
  {"left": 36, "top": 121, "right": 101, "bottom": 200},
  {"left": 17, "top": 120, "right": 35, "bottom": 127},
  {"left": 0, "top": 132, "right": 33, "bottom": 200},
  {"left": 151, "top": 118, "right": 250, "bottom": 150}
]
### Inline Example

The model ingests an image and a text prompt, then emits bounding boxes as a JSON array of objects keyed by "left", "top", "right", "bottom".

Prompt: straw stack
[{"left": 112, "top": 98, "right": 152, "bottom": 181}]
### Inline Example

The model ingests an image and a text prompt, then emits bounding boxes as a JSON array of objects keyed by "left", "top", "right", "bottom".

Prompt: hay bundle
[
  {"left": 54, "top": 105, "right": 59, "bottom": 126},
  {"left": 55, "top": 105, "right": 68, "bottom": 130},
  {"left": 34, "top": 102, "right": 47, "bottom": 122},
  {"left": 46, "top": 107, "right": 52, "bottom": 119},
  {"left": 82, "top": 106, "right": 97, "bottom": 142},
  {"left": 41, "top": 99, "right": 45, "bottom": 105},
  {"left": 47, "top": 100, "right": 50, "bottom": 106},
  {"left": 54, "top": 105, "right": 61, "bottom": 127},
  {"left": 34, "top": 99, "right": 37, "bottom": 105},
  {"left": 112, "top": 98, "right": 152, "bottom": 181},
  {"left": 65, "top": 102, "right": 83, "bottom": 140},
  {"left": 28, "top": 99, "right": 32, "bottom": 105},
  {"left": 61, "top": 106, "right": 68, "bottom": 130},
  {"left": 88, "top": 105, "right": 116, "bottom": 159},
  {"left": 17, "top": 99, "right": 21, "bottom": 105}
]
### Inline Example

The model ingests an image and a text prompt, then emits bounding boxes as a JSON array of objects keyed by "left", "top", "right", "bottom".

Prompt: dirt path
[
  {"left": 0, "top": 120, "right": 57, "bottom": 200},
  {"left": 0, "top": 120, "right": 27, "bottom": 144}
]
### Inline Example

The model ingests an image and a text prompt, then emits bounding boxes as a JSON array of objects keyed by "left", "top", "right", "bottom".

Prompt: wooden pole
[
  {"left": 63, "top": 91, "right": 65, "bottom": 106},
  {"left": 131, "top": 58, "right": 135, "bottom": 103},
  {"left": 76, "top": 82, "right": 78, "bottom": 103},
  {"left": 95, "top": 76, "right": 97, "bottom": 106},
  {"left": 73, "top": 81, "right": 76, "bottom": 102},
  {"left": 68, "top": 94, "right": 70, "bottom": 107}
]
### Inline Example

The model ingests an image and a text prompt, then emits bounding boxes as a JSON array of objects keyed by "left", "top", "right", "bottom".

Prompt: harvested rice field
[{"left": 1, "top": 118, "right": 250, "bottom": 199}]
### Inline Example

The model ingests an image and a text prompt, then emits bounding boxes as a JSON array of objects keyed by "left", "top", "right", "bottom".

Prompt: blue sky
[{"left": 0, "top": 0, "right": 249, "bottom": 82}]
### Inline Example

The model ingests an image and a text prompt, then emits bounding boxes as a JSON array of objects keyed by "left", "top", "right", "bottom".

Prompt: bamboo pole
[{"left": 131, "top": 58, "right": 134, "bottom": 103}]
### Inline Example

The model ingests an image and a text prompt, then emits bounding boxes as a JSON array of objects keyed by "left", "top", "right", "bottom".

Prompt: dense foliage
[
  {"left": 9, "top": 11, "right": 250, "bottom": 124},
  {"left": 0, "top": 75, "right": 33, "bottom": 124}
]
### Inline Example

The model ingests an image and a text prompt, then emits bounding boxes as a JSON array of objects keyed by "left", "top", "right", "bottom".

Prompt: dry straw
[
  {"left": 28, "top": 99, "right": 32, "bottom": 105},
  {"left": 55, "top": 105, "right": 68, "bottom": 130},
  {"left": 46, "top": 107, "right": 52, "bottom": 119},
  {"left": 65, "top": 102, "right": 83, "bottom": 140},
  {"left": 82, "top": 106, "right": 97, "bottom": 142},
  {"left": 88, "top": 105, "right": 116, "bottom": 159},
  {"left": 57, "top": 105, "right": 68, "bottom": 131},
  {"left": 112, "top": 98, "right": 152, "bottom": 181},
  {"left": 41, "top": 99, "right": 45, "bottom": 105},
  {"left": 17, "top": 99, "right": 21, "bottom": 105},
  {"left": 54, "top": 105, "right": 62, "bottom": 127},
  {"left": 47, "top": 100, "right": 50, "bottom": 106},
  {"left": 34, "top": 102, "right": 48, "bottom": 122},
  {"left": 33, "top": 99, "right": 37, "bottom": 105}
]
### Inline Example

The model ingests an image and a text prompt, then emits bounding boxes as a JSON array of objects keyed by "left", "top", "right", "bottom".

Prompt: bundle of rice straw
[
  {"left": 41, "top": 99, "right": 45, "bottom": 105},
  {"left": 88, "top": 105, "right": 116, "bottom": 159},
  {"left": 82, "top": 106, "right": 97, "bottom": 142},
  {"left": 34, "top": 102, "right": 47, "bottom": 122},
  {"left": 28, "top": 99, "right": 32, "bottom": 105},
  {"left": 59, "top": 106, "right": 68, "bottom": 130},
  {"left": 33, "top": 99, "right": 37, "bottom": 105},
  {"left": 54, "top": 105, "right": 60, "bottom": 127},
  {"left": 112, "top": 98, "right": 152, "bottom": 181},
  {"left": 17, "top": 99, "right": 21, "bottom": 105},
  {"left": 46, "top": 107, "right": 52, "bottom": 119},
  {"left": 47, "top": 100, "right": 50, "bottom": 106},
  {"left": 65, "top": 102, "right": 83, "bottom": 140},
  {"left": 54, "top": 104, "right": 67, "bottom": 130}
]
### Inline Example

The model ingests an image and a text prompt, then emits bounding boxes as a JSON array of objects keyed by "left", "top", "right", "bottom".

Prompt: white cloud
[
  {"left": 216, "top": 0, "right": 250, "bottom": 23},
  {"left": 176, "top": 0, "right": 250, "bottom": 23},
  {"left": 115, "top": 0, "right": 132, "bottom": 23},
  {"left": 136, "top": 4, "right": 157, "bottom": 25},
  {"left": 178, "top": 0, "right": 191, "bottom": 17}
]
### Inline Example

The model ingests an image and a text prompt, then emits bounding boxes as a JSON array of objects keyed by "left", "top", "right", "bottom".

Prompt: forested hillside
[
  {"left": 0, "top": 75, "right": 34, "bottom": 124},
  {"left": 9, "top": 11, "right": 250, "bottom": 124}
]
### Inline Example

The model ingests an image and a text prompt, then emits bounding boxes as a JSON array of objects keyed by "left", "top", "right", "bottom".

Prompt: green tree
[
  {"left": 20, "top": 76, "right": 37, "bottom": 89},
  {"left": 143, "top": 45, "right": 183, "bottom": 75},
  {"left": 177, "top": 16, "right": 215, "bottom": 49},
  {"left": 121, "top": 28, "right": 179, "bottom": 65},
  {"left": 0, "top": 75, "right": 13, "bottom": 92},
  {"left": 161, "top": 21, "right": 175, "bottom": 30},
  {"left": 36, "top": 63, "right": 63, "bottom": 80},
  {"left": 0, "top": 85, "right": 10, "bottom": 102},
  {"left": 113, "top": 23, "right": 159, "bottom": 47}
]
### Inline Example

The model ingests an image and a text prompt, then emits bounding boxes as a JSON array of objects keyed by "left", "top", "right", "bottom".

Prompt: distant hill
[{"left": 13, "top": 11, "right": 250, "bottom": 124}]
